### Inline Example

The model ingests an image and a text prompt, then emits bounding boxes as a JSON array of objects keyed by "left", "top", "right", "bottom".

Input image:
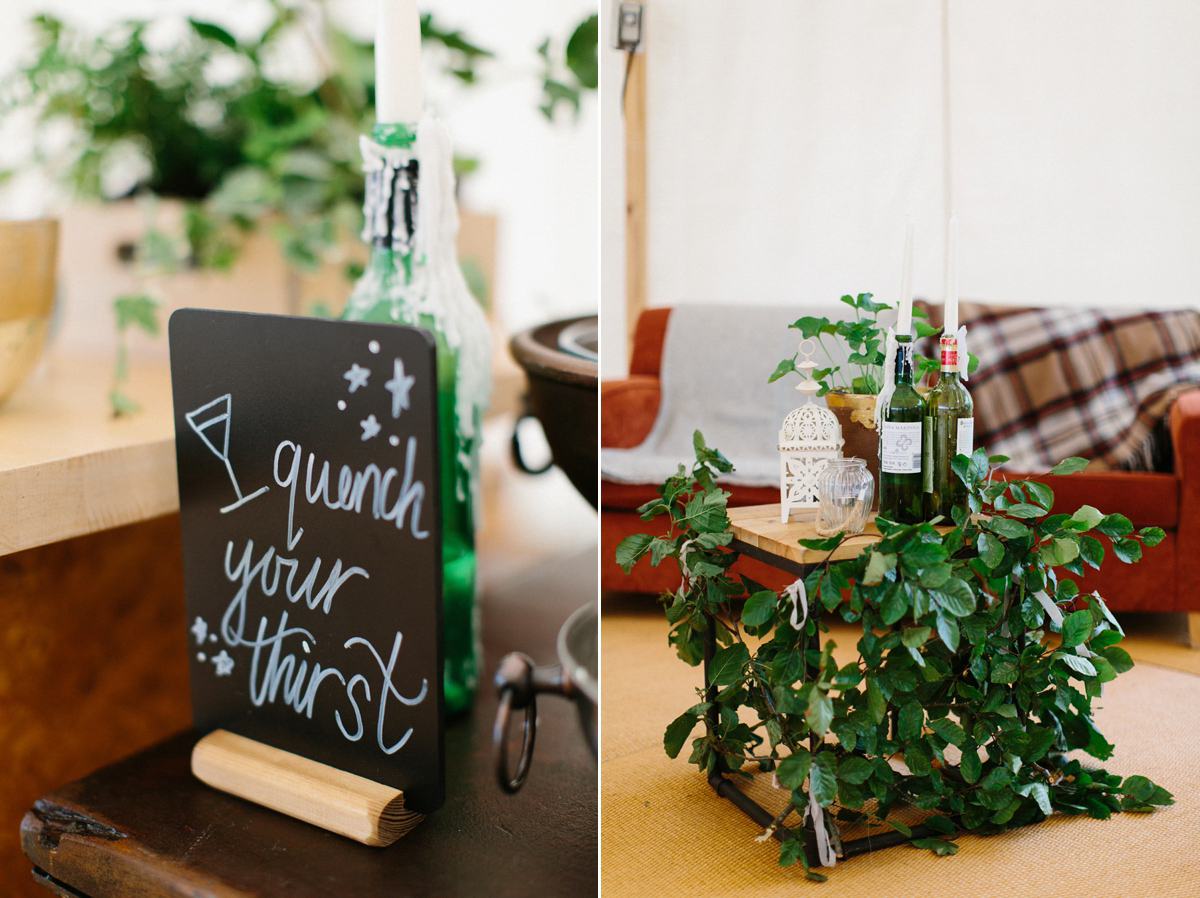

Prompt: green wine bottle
[
  {"left": 924, "top": 334, "right": 974, "bottom": 522},
  {"left": 342, "top": 120, "right": 492, "bottom": 715},
  {"left": 879, "top": 337, "right": 925, "bottom": 524}
]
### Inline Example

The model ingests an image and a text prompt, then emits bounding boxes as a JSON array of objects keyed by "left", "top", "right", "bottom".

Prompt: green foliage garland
[{"left": 618, "top": 432, "right": 1173, "bottom": 880}]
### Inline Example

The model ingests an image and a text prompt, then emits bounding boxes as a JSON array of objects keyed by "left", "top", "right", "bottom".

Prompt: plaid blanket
[{"left": 937, "top": 303, "right": 1200, "bottom": 473}]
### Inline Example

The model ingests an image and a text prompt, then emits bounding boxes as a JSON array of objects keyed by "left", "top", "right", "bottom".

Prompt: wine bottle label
[
  {"left": 939, "top": 336, "right": 958, "bottom": 372},
  {"left": 956, "top": 417, "right": 975, "bottom": 458},
  {"left": 923, "top": 416, "right": 934, "bottom": 492},
  {"left": 881, "top": 421, "right": 922, "bottom": 473}
]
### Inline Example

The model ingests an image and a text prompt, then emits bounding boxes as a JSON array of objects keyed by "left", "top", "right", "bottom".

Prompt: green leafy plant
[
  {"left": 618, "top": 432, "right": 1172, "bottom": 880},
  {"left": 769, "top": 293, "right": 972, "bottom": 396},
  {"left": 1, "top": 3, "right": 597, "bottom": 414}
]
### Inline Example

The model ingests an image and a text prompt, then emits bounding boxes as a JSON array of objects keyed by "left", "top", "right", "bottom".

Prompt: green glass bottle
[
  {"left": 342, "top": 120, "right": 492, "bottom": 715},
  {"left": 878, "top": 337, "right": 925, "bottom": 524},
  {"left": 924, "top": 334, "right": 974, "bottom": 522}
]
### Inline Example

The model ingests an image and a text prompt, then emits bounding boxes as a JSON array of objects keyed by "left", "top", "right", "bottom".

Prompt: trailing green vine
[{"left": 617, "top": 432, "right": 1172, "bottom": 880}]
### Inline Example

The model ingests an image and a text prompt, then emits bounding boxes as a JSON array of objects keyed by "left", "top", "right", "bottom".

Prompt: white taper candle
[
  {"left": 897, "top": 218, "right": 915, "bottom": 336},
  {"left": 375, "top": 0, "right": 422, "bottom": 124},
  {"left": 944, "top": 215, "right": 959, "bottom": 335}
]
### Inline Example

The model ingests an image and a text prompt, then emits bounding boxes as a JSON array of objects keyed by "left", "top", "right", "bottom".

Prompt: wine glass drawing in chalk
[{"left": 184, "top": 394, "right": 270, "bottom": 513}]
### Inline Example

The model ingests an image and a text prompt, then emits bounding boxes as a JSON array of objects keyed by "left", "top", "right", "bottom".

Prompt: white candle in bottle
[
  {"left": 897, "top": 218, "right": 915, "bottom": 336},
  {"left": 944, "top": 215, "right": 959, "bottom": 335},
  {"left": 375, "top": 0, "right": 422, "bottom": 124}
]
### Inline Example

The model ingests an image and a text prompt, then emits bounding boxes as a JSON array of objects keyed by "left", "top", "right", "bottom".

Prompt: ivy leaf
[
  {"left": 1018, "top": 782, "right": 1053, "bottom": 816},
  {"left": 1050, "top": 457, "right": 1089, "bottom": 475},
  {"left": 1070, "top": 505, "right": 1104, "bottom": 530},
  {"left": 977, "top": 532, "right": 1005, "bottom": 570},
  {"left": 1024, "top": 480, "right": 1055, "bottom": 511},
  {"left": 806, "top": 688, "right": 834, "bottom": 738},
  {"left": 880, "top": 587, "right": 908, "bottom": 626},
  {"left": 1061, "top": 609, "right": 1094, "bottom": 648},
  {"left": 838, "top": 756, "right": 875, "bottom": 785},
  {"left": 776, "top": 751, "right": 813, "bottom": 791},
  {"left": 898, "top": 701, "right": 924, "bottom": 742},
  {"left": 924, "top": 815, "right": 956, "bottom": 836},
  {"left": 189, "top": 18, "right": 239, "bottom": 49},
  {"left": 960, "top": 745, "right": 982, "bottom": 783},
  {"left": 866, "top": 676, "right": 887, "bottom": 725},
  {"left": 932, "top": 578, "right": 975, "bottom": 618},
  {"left": 1112, "top": 538, "right": 1143, "bottom": 563},
  {"left": 902, "top": 626, "right": 931, "bottom": 649},
  {"left": 928, "top": 717, "right": 966, "bottom": 747},
  {"left": 1006, "top": 503, "right": 1046, "bottom": 519},
  {"left": 1096, "top": 513, "right": 1134, "bottom": 539},
  {"left": 988, "top": 517, "right": 1031, "bottom": 540},
  {"left": 114, "top": 294, "right": 160, "bottom": 335},
  {"left": 740, "top": 590, "right": 777, "bottom": 628},
  {"left": 936, "top": 613, "right": 961, "bottom": 652},
  {"left": 1060, "top": 652, "right": 1098, "bottom": 678},
  {"left": 910, "top": 837, "right": 960, "bottom": 856},
  {"left": 663, "top": 704, "right": 708, "bottom": 758},
  {"left": 778, "top": 836, "right": 802, "bottom": 867},
  {"left": 615, "top": 533, "right": 653, "bottom": 572},
  {"left": 1079, "top": 534, "right": 1105, "bottom": 569},
  {"left": 863, "top": 551, "right": 897, "bottom": 586},
  {"left": 810, "top": 751, "right": 839, "bottom": 807},
  {"left": 709, "top": 643, "right": 749, "bottom": 687},
  {"left": 1140, "top": 526, "right": 1165, "bottom": 548},
  {"left": 990, "top": 658, "right": 1020, "bottom": 684}
]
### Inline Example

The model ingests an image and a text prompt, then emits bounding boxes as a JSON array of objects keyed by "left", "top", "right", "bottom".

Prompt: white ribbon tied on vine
[
  {"left": 784, "top": 577, "right": 809, "bottom": 631},
  {"left": 873, "top": 327, "right": 899, "bottom": 430},
  {"left": 805, "top": 786, "right": 838, "bottom": 867}
]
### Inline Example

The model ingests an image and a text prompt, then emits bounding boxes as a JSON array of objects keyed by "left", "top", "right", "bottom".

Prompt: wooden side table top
[{"left": 726, "top": 504, "right": 883, "bottom": 569}]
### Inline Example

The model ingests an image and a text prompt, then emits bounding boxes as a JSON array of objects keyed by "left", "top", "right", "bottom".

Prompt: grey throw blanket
[{"left": 601, "top": 304, "right": 841, "bottom": 487}]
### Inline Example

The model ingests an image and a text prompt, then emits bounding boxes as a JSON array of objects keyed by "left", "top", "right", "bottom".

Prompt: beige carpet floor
[{"left": 600, "top": 596, "right": 1200, "bottom": 897}]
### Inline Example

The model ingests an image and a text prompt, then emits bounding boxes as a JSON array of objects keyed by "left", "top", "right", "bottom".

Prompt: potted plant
[
  {"left": 769, "top": 293, "right": 969, "bottom": 485},
  {"left": 0, "top": 3, "right": 597, "bottom": 414},
  {"left": 617, "top": 432, "right": 1171, "bottom": 879}
]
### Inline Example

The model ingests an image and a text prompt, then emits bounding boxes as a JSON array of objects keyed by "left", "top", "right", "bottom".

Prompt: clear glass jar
[{"left": 817, "top": 458, "right": 874, "bottom": 535}]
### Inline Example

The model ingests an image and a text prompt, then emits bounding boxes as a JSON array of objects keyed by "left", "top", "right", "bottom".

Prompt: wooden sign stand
[{"left": 192, "top": 730, "right": 423, "bottom": 847}]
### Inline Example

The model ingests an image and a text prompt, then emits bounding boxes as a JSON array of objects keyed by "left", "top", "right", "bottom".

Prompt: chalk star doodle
[
  {"left": 384, "top": 358, "right": 416, "bottom": 420},
  {"left": 344, "top": 363, "right": 371, "bottom": 393},
  {"left": 191, "top": 616, "right": 208, "bottom": 645},
  {"left": 212, "top": 650, "right": 235, "bottom": 676},
  {"left": 361, "top": 414, "right": 382, "bottom": 441},
  {"left": 184, "top": 394, "right": 270, "bottom": 514}
]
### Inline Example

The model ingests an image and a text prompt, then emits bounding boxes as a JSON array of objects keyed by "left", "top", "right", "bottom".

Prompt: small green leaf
[
  {"left": 114, "top": 294, "right": 160, "bottom": 335},
  {"left": 977, "top": 532, "right": 1005, "bottom": 570},
  {"left": 1097, "top": 513, "right": 1134, "bottom": 538},
  {"left": 898, "top": 701, "right": 924, "bottom": 742},
  {"left": 806, "top": 688, "right": 834, "bottom": 738},
  {"left": 1060, "top": 652, "right": 1098, "bottom": 678},
  {"left": 768, "top": 357, "right": 797, "bottom": 383},
  {"left": 902, "top": 626, "right": 931, "bottom": 649},
  {"left": 810, "top": 752, "right": 839, "bottom": 807},
  {"left": 924, "top": 814, "right": 956, "bottom": 836},
  {"left": 1140, "top": 526, "right": 1165, "bottom": 547},
  {"left": 960, "top": 745, "right": 982, "bottom": 783},
  {"left": 1070, "top": 505, "right": 1104, "bottom": 530},
  {"left": 776, "top": 751, "right": 813, "bottom": 790},
  {"left": 740, "top": 590, "right": 777, "bottom": 627},
  {"left": 837, "top": 756, "right": 874, "bottom": 785},
  {"left": 990, "top": 658, "right": 1020, "bottom": 684},
  {"left": 709, "top": 643, "right": 750, "bottom": 687},
  {"left": 663, "top": 705, "right": 707, "bottom": 758},
  {"left": 189, "top": 18, "right": 239, "bottom": 48},
  {"left": 936, "top": 614, "right": 960, "bottom": 652},
  {"left": 1061, "top": 609, "right": 1094, "bottom": 648},
  {"left": 615, "top": 533, "right": 653, "bottom": 572},
  {"left": 863, "top": 550, "right": 897, "bottom": 586},
  {"left": 1050, "top": 457, "right": 1089, "bottom": 475},
  {"left": 928, "top": 717, "right": 966, "bottom": 747},
  {"left": 1006, "top": 503, "right": 1046, "bottom": 519},
  {"left": 880, "top": 587, "right": 908, "bottom": 626},
  {"left": 866, "top": 676, "right": 887, "bottom": 724},
  {"left": 910, "top": 837, "right": 959, "bottom": 856},
  {"left": 1079, "top": 534, "right": 1105, "bottom": 569},
  {"left": 778, "top": 835, "right": 802, "bottom": 867},
  {"left": 1113, "top": 538, "right": 1143, "bottom": 563}
]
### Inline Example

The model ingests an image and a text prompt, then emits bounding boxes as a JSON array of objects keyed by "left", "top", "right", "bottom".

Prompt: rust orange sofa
[{"left": 601, "top": 307, "right": 1197, "bottom": 630}]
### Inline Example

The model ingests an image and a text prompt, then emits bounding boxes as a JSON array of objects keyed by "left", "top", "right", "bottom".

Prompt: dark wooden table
[{"left": 20, "top": 546, "right": 598, "bottom": 898}]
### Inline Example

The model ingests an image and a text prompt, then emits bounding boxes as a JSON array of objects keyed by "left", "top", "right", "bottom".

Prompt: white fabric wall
[{"left": 601, "top": 0, "right": 1200, "bottom": 376}]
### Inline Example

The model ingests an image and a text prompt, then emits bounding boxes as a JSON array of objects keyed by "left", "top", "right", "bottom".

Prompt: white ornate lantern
[{"left": 778, "top": 340, "right": 844, "bottom": 523}]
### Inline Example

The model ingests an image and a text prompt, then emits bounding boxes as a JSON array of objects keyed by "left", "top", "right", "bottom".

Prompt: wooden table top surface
[{"left": 726, "top": 504, "right": 883, "bottom": 566}]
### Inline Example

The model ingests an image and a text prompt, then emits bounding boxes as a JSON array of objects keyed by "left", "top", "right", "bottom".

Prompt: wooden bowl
[
  {"left": 0, "top": 219, "right": 58, "bottom": 404},
  {"left": 509, "top": 315, "right": 598, "bottom": 507}
]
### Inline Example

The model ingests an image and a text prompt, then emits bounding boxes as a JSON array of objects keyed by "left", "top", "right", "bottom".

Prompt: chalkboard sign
[{"left": 169, "top": 309, "right": 444, "bottom": 814}]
